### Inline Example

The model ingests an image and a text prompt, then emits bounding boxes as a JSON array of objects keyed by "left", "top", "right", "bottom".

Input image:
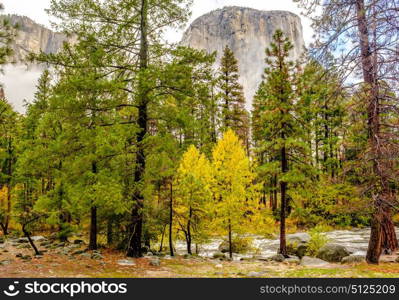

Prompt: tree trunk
[
  {"left": 355, "top": 0, "right": 398, "bottom": 263},
  {"left": 381, "top": 208, "right": 398, "bottom": 254},
  {"left": 107, "top": 218, "right": 113, "bottom": 246},
  {"left": 366, "top": 208, "right": 382, "bottom": 264},
  {"left": 186, "top": 207, "right": 192, "bottom": 255},
  {"left": 22, "top": 225, "right": 40, "bottom": 256},
  {"left": 159, "top": 224, "right": 166, "bottom": 252},
  {"left": 169, "top": 182, "right": 174, "bottom": 256},
  {"left": 89, "top": 206, "right": 97, "bottom": 250},
  {"left": 279, "top": 143, "right": 288, "bottom": 257},
  {"left": 228, "top": 218, "right": 232, "bottom": 259},
  {"left": 127, "top": 0, "right": 148, "bottom": 258}
]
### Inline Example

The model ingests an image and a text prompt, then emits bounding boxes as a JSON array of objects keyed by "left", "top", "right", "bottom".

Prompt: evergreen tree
[
  {"left": 252, "top": 30, "right": 309, "bottom": 256},
  {"left": 217, "top": 45, "right": 249, "bottom": 146}
]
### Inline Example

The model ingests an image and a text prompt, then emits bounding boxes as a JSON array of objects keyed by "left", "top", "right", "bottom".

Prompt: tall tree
[
  {"left": 252, "top": 30, "right": 307, "bottom": 256},
  {"left": 217, "top": 45, "right": 249, "bottom": 146},
  {"left": 295, "top": 0, "right": 399, "bottom": 264}
]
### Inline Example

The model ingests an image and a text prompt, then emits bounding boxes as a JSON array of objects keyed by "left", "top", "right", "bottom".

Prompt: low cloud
[{"left": 0, "top": 64, "right": 43, "bottom": 113}]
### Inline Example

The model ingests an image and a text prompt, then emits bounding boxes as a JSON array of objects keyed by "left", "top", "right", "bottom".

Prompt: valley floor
[{"left": 0, "top": 240, "right": 398, "bottom": 278}]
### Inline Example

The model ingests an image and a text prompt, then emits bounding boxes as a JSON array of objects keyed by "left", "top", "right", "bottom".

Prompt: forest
[{"left": 0, "top": 0, "right": 398, "bottom": 277}]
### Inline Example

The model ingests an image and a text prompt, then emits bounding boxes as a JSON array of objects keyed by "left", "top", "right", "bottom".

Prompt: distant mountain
[
  {"left": 6, "top": 14, "right": 67, "bottom": 62},
  {"left": 181, "top": 7, "right": 306, "bottom": 107}
]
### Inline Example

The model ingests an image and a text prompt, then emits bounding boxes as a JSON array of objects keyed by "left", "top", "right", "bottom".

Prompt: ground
[{"left": 0, "top": 241, "right": 399, "bottom": 278}]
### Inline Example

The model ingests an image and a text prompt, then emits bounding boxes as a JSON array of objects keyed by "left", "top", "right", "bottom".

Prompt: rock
[
  {"left": 7, "top": 15, "right": 69, "bottom": 62},
  {"left": 213, "top": 252, "right": 227, "bottom": 260},
  {"left": 149, "top": 257, "right": 160, "bottom": 267},
  {"left": 17, "top": 244, "right": 31, "bottom": 249},
  {"left": 117, "top": 259, "right": 136, "bottom": 266},
  {"left": 146, "top": 252, "right": 154, "bottom": 257},
  {"left": 300, "top": 256, "right": 329, "bottom": 267},
  {"left": 39, "top": 241, "right": 52, "bottom": 247},
  {"left": 287, "top": 233, "right": 311, "bottom": 244},
  {"left": 21, "top": 255, "right": 32, "bottom": 260},
  {"left": 181, "top": 7, "right": 305, "bottom": 107},
  {"left": 215, "top": 264, "right": 223, "bottom": 269},
  {"left": 285, "top": 256, "right": 300, "bottom": 264},
  {"left": 286, "top": 233, "right": 310, "bottom": 258},
  {"left": 396, "top": 257, "right": 399, "bottom": 263},
  {"left": 91, "top": 252, "right": 104, "bottom": 260},
  {"left": 247, "top": 271, "right": 267, "bottom": 277},
  {"left": 73, "top": 239, "right": 84, "bottom": 245},
  {"left": 163, "top": 255, "right": 172, "bottom": 260},
  {"left": 269, "top": 254, "right": 285, "bottom": 262},
  {"left": 15, "top": 253, "right": 23, "bottom": 258},
  {"left": 0, "top": 259, "right": 11, "bottom": 265},
  {"left": 0, "top": 236, "right": 5, "bottom": 243},
  {"left": 252, "top": 255, "right": 269, "bottom": 261},
  {"left": 16, "top": 237, "right": 29, "bottom": 243},
  {"left": 80, "top": 253, "right": 91, "bottom": 259},
  {"left": 295, "top": 245, "right": 308, "bottom": 258},
  {"left": 341, "top": 255, "right": 366, "bottom": 264},
  {"left": 317, "top": 244, "right": 350, "bottom": 263}
]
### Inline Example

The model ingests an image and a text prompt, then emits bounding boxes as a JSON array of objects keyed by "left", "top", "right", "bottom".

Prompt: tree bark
[
  {"left": 186, "top": 207, "right": 192, "bottom": 255},
  {"left": 22, "top": 225, "right": 40, "bottom": 256},
  {"left": 228, "top": 218, "right": 232, "bottom": 260},
  {"left": 89, "top": 206, "right": 97, "bottom": 250},
  {"left": 355, "top": 0, "right": 398, "bottom": 263},
  {"left": 127, "top": 0, "right": 148, "bottom": 258},
  {"left": 169, "top": 182, "right": 174, "bottom": 256},
  {"left": 279, "top": 142, "right": 288, "bottom": 257}
]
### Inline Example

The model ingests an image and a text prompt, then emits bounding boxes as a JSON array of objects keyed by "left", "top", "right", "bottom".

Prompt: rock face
[
  {"left": 6, "top": 15, "right": 67, "bottom": 62},
  {"left": 181, "top": 6, "right": 305, "bottom": 108}
]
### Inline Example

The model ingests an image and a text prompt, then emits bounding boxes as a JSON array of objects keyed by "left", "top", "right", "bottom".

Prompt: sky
[{"left": 1, "top": 0, "right": 313, "bottom": 113}]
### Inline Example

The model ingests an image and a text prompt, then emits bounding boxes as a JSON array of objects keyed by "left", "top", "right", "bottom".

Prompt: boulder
[
  {"left": 117, "top": 259, "right": 136, "bottom": 266},
  {"left": 285, "top": 256, "right": 300, "bottom": 264},
  {"left": 316, "top": 244, "right": 350, "bottom": 263},
  {"left": 247, "top": 271, "right": 267, "bottom": 277},
  {"left": 269, "top": 254, "right": 285, "bottom": 262},
  {"left": 287, "top": 233, "right": 311, "bottom": 244},
  {"left": 0, "top": 259, "right": 11, "bottom": 265},
  {"left": 218, "top": 239, "right": 251, "bottom": 254},
  {"left": 149, "top": 257, "right": 160, "bottom": 267},
  {"left": 300, "top": 256, "right": 329, "bottom": 267},
  {"left": 73, "top": 239, "right": 84, "bottom": 245},
  {"left": 341, "top": 255, "right": 365, "bottom": 264},
  {"left": 213, "top": 252, "right": 227, "bottom": 260},
  {"left": 91, "top": 252, "right": 104, "bottom": 260}
]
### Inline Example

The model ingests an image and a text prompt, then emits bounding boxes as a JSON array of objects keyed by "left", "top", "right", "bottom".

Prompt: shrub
[{"left": 306, "top": 226, "right": 329, "bottom": 257}]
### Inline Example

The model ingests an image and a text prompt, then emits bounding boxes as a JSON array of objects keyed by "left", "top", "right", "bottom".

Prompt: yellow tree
[
  {"left": 174, "top": 145, "right": 212, "bottom": 254},
  {"left": 211, "top": 129, "right": 256, "bottom": 259}
]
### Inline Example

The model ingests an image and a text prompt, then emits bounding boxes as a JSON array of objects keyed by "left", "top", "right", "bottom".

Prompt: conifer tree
[
  {"left": 252, "top": 30, "right": 309, "bottom": 256},
  {"left": 217, "top": 45, "right": 249, "bottom": 146}
]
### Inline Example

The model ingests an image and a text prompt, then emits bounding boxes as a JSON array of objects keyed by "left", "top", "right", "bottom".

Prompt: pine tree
[
  {"left": 217, "top": 45, "right": 249, "bottom": 146},
  {"left": 252, "top": 30, "right": 308, "bottom": 256}
]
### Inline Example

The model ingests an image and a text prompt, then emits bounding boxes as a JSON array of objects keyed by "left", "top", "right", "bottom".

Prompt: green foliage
[{"left": 306, "top": 226, "right": 329, "bottom": 257}]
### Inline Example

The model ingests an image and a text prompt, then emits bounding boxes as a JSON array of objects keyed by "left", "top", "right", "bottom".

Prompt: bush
[
  {"left": 306, "top": 226, "right": 329, "bottom": 257},
  {"left": 219, "top": 236, "right": 253, "bottom": 254}
]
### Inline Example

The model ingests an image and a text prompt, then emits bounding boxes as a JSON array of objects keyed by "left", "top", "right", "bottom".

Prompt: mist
[{"left": 0, "top": 64, "right": 43, "bottom": 114}]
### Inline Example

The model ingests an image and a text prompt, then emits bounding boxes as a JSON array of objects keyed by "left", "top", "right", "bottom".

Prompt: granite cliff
[
  {"left": 6, "top": 14, "right": 66, "bottom": 62},
  {"left": 181, "top": 6, "right": 306, "bottom": 107}
]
